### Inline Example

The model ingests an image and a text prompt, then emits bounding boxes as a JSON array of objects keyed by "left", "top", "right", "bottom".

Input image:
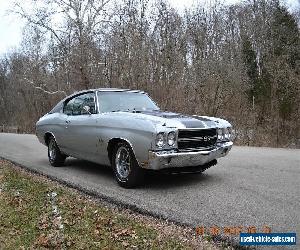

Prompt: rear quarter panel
[{"left": 36, "top": 113, "right": 67, "bottom": 148}]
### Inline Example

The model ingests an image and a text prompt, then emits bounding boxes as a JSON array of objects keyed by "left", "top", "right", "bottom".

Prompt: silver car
[{"left": 36, "top": 88, "right": 233, "bottom": 188}]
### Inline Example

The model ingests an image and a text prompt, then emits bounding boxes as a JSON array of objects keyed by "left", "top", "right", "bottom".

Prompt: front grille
[{"left": 177, "top": 128, "right": 217, "bottom": 151}]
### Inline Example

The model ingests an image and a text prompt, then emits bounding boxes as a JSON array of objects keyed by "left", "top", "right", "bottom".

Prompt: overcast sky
[{"left": 0, "top": 0, "right": 299, "bottom": 55}]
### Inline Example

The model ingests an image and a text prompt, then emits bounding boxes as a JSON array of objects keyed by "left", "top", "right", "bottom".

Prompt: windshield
[{"left": 97, "top": 91, "right": 160, "bottom": 113}]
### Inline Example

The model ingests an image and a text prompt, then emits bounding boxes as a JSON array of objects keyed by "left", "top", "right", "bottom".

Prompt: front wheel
[
  {"left": 112, "top": 142, "right": 144, "bottom": 188},
  {"left": 48, "top": 136, "right": 66, "bottom": 167}
]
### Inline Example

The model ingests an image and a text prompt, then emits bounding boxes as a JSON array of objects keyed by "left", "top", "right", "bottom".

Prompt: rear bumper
[{"left": 144, "top": 141, "right": 233, "bottom": 170}]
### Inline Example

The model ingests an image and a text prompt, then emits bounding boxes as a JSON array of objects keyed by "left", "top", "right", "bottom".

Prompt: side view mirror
[{"left": 83, "top": 106, "right": 91, "bottom": 115}]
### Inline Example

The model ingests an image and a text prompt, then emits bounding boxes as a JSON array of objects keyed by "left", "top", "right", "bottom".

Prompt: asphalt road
[{"left": 0, "top": 133, "right": 299, "bottom": 245}]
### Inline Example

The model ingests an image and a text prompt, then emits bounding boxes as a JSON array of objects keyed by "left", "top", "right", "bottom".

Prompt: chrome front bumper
[{"left": 145, "top": 142, "right": 233, "bottom": 170}]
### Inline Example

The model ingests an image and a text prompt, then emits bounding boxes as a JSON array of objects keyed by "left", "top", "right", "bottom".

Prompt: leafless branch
[{"left": 23, "top": 78, "right": 67, "bottom": 96}]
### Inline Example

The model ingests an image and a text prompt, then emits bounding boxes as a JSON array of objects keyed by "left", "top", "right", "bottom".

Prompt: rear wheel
[
  {"left": 48, "top": 136, "right": 66, "bottom": 167},
  {"left": 112, "top": 142, "right": 144, "bottom": 188}
]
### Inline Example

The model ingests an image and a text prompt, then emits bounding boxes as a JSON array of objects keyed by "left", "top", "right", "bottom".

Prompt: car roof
[
  {"left": 48, "top": 88, "right": 146, "bottom": 114},
  {"left": 71, "top": 88, "right": 145, "bottom": 96},
  {"left": 97, "top": 88, "right": 144, "bottom": 93}
]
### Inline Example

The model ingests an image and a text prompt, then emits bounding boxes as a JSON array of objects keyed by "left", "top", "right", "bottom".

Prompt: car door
[
  {"left": 58, "top": 96, "right": 76, "bottom": 154},
  {"left": 64, "top": 92, "right": 99, "bottom": 161}
]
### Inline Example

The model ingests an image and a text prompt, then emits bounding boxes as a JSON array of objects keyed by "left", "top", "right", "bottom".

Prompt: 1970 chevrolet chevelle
[{"left": 36, "top": 88, "right": 233, "bottom": 188}]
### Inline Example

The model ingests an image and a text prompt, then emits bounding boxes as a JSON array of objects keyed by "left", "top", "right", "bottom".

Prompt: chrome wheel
[
  {"left": 112, "top": 142, "right": 144, "bottom": 188},
  {"left": 48, "top": 139, "right": 56, "bottom": 161},
  {"left": 115, "top": 146, "right": 131, "bottom": 179}
]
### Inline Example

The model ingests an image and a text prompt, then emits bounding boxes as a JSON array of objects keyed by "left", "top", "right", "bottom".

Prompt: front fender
[{"left": 98, "top": 114, "right": 157, "bottom": 166}]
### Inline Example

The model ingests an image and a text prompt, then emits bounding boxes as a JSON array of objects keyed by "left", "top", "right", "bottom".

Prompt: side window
[
  {"left": 63, "top": 98, "right": 75, "bottom": 115},
  {"left": 64, "top": 93, "right": 97, "bottom": 116},
  {"left": 80, "top": 93, "right": 97, "bottom": 114},
  {"left": 72, "top": 97, "right": 83, "bottom": 115}
]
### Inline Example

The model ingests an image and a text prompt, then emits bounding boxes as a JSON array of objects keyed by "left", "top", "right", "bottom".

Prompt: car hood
[
  {"left": 114, "top": 110, "right": 230, "bottom": 129},
  {"left": 139, "top": 110, "right": 216, "bottom": 128}
]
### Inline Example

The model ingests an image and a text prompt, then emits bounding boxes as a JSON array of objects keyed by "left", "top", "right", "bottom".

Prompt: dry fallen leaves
[
  {"left": 113, "top": 228, "right": 135, "bottom": 239},
  {"left": 35, "top": 233, "right": 49, "bottom": 247},
  {"left": 94, "top": 229, "right": 100, "bottom": 236},
  {"left": 38, "top": 215, "right": 49, "bottom": 230},
  {"left": 122, "top": 241, "right": 130, "bottom": 247},
  {"left": 52, "top": 216, "right": 62, "bottom": 228}
]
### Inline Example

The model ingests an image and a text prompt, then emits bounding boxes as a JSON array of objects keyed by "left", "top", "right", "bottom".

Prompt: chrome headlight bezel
[
  {"left": 156, "top": 132, "right": 165, "bottom": 148},
  {"left": 227, "top": 127, "right": 233, "bottom": 140},
  {"left": 217, "top": 127, "right": 233, "bottom": 142},
  {"left": 223, "top": 127, "right": 229, "bottom": 140},
  {"left": 167, "top": 131, "right": 176, "bottom": 146},
  {"left": 217, "top": 128, "right": 223, "bottom": 141}
]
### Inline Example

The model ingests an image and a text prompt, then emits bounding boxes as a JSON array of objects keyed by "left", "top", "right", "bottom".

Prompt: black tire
[
  {"left": 47, "top": 136, "right": 66, "bottom": 167},
  {"left": 112, "top": 142, "right": 144, "bottom": 188}
]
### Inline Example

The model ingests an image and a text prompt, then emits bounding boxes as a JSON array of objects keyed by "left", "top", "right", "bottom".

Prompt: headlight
[
  {"left": 156, "top": 132, "right": 165, "bottom": 148},
  {"left": 217, "top": 128, "right": 223, "bottom": 141},
  {"left": 227, "top": 127, "right": 232, "bottom": 140},
  {"left": 217, "top": 127, "right": 233, "bottom": 141},
  {"left": 223, "top": 127, "right": 229, "bottom": 140},
  {"left": 167, "top": 131, "right": 176, "bottom": 146}
]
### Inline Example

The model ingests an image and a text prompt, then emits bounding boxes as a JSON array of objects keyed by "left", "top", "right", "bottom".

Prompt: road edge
[{"left": 0, "top": 156, "right": 248, "bottom": 250}]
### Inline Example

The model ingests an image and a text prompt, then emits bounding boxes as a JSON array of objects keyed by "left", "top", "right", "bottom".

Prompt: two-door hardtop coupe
[{"left": 36, "top": 88, "right": 233, "bottom": 188}]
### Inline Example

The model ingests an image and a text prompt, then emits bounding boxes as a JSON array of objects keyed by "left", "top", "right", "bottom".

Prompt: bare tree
[{"left": 1, "top": 0, "right": 299, "bottom": 147}]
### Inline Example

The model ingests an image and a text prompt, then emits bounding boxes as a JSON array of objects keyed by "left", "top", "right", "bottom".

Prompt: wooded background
[{"left": 0, "top": 0, "right": 299, "bottom": 147}]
